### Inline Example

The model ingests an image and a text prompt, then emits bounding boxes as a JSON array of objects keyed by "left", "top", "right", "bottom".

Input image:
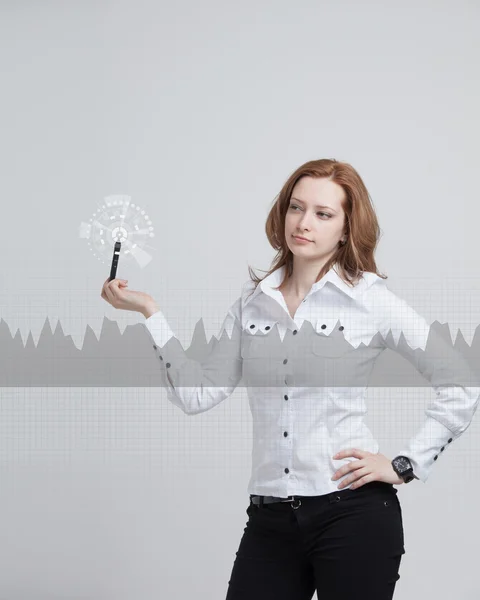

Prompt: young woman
[{"left": 101, "top": 159, "right": 478, "bottom": 600}]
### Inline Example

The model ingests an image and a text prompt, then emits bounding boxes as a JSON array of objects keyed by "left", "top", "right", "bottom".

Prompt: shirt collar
[{"left": 243, "top": 263, "right": 381, "bottom": 309}]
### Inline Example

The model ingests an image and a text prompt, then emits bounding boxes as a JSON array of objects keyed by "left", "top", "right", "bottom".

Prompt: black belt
[
  {"left": 250, "top": 483, "right": 395, "bottom": 510},
  {"left": 250, "top": 495, "right": 304, "bottom": 508}
]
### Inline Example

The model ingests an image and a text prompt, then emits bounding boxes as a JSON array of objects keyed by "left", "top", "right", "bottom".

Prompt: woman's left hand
[{"left": 331, "top": 448, "right": 404, "bottom": 489}]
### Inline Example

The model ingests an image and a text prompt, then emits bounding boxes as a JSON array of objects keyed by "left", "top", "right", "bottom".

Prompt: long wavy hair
[{"left": 247, "top": 158, "right": 387, "bottom": 297}]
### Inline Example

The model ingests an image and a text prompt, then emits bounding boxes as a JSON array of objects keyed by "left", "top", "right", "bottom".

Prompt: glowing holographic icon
[{"left": 78, "top": 194, "right": 155, "bottom": 268}]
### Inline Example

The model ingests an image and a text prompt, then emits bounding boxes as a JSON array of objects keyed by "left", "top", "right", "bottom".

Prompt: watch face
[{"left": 394, "top": 456, "right": 412, "bottom": 474}]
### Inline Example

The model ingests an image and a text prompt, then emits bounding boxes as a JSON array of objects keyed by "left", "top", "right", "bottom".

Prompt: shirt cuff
[
  {"left": 143, "top": 310, "right": 176, "bottom": 349},
  {"left": 395, "top": 416, "right": 456, "bottom": 483}
]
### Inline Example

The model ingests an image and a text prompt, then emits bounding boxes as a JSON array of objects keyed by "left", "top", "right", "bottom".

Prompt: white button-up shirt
[{"left": 142, "top": 264, "right": 479, "bottom": 496}]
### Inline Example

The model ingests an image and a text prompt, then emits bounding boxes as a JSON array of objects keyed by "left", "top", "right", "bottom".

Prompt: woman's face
[{"left": 284, "top": 176, "right": 347, "bottom": 259}]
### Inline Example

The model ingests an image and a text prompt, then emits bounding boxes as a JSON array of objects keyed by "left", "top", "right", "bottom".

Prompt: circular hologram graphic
[{"left": 78, "top": 194, "right": 155, "bottom": 268}]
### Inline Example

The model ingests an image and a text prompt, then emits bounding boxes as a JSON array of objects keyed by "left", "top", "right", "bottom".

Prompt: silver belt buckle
[{"left": 288, "top": 496, "right": 302, "bottom": 510}]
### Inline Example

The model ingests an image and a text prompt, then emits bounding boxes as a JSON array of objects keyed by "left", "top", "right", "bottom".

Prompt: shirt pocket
[
  {"left": 310, "top": 317, "right": 354, "bottom": 358},
  {"left": 241, "top": 318, "right": 281, "bottom": 358}
]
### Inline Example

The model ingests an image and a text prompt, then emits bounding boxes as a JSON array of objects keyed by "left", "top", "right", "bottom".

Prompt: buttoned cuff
[
  {"left": 143, "top": 310, "right": 176, "bottom": 348},
  {"left": 142, "top": 310, "right": 185, "bottom": 387},
  {"left": 395, "top": 416, "right": 456, "bottom": 483},
  {"left": 141, "top": 311, "right": 194, "bottom": 412}
]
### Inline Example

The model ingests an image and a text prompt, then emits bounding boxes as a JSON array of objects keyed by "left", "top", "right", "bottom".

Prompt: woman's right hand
[{"left": 100, "top": 278, "right": 160, "bottom": 318}]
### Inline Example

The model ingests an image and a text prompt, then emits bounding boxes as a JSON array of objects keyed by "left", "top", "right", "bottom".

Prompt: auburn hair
[{"left": 247, "top": 158, "right": 387, "bottom": 296}]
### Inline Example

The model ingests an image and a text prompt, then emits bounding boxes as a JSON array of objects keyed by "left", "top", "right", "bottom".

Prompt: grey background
[{"left": 0, "top": 0, "right": 479, "bottom": 598}]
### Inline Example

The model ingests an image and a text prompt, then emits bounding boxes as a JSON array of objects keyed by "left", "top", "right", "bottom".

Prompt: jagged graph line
[{"left": 0, "top": 316, "right": 478, "bottom": 387}]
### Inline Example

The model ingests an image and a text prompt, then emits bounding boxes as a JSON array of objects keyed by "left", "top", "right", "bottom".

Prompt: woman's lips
[{"left": 293, "top": 235, "right": 312, "bottom": 243}]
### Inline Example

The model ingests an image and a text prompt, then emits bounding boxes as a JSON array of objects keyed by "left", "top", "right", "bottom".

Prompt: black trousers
[{"left": 225, "top": 481, "right": 405, "bottom": 600}]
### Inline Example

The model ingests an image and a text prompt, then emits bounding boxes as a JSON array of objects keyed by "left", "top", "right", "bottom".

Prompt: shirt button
[
  {"left": 265, "top": 326, "right": 270, "bottom": 330},
  {"left": 283, "top": 358, "right": 288, "bottom": 364},
  {"left": 293, "top": 330, "right": 297, "bottom": 335},
  {"left": 284, "top": 431, "right": 288, "bottom": 437},
  {"left": 440, "top": 446, "right": 445, "bottom": 452},
  {"left": 166, "top": 362, "right": 171, "bottom": 368},
  {"left": 284, "top": 468, "right": 289, "bottom": 474},
  {"left": 339, "top": 326, "right": 344, "bottom": 331},
  {"left": 284, "top": 395, "right": 288, "bottom": 401},
  {"left": 321, "top": 324, "right": 326, "bottom": 329},
  {"left": 249, "top": 324, "right": 255, "bottom": 329},
  {"left": 448, "top": 438, "right": 453, "bottom": 443},
  {"left": 434, "top": 455, "right": 438, "bottom": 460},
  {"left": 159, "top": 355, "right": 163, "bottom": 361},
  {"left": 153, "top": 345, "right": 157, "bottom": 350}
]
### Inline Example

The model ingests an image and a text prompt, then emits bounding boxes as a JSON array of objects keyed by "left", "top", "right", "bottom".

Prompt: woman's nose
[{"left": 299, "top": 212, "right": 313, "bottom": 228}]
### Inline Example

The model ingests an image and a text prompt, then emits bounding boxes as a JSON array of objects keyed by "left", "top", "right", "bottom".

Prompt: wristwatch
[{"left": 391, "top": 455, "right": 419, "bottom": 483}]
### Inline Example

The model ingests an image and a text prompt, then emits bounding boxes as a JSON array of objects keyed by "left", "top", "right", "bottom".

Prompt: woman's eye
[{"left": 289, "top": 205, "right": 331, "bottom": 218}]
